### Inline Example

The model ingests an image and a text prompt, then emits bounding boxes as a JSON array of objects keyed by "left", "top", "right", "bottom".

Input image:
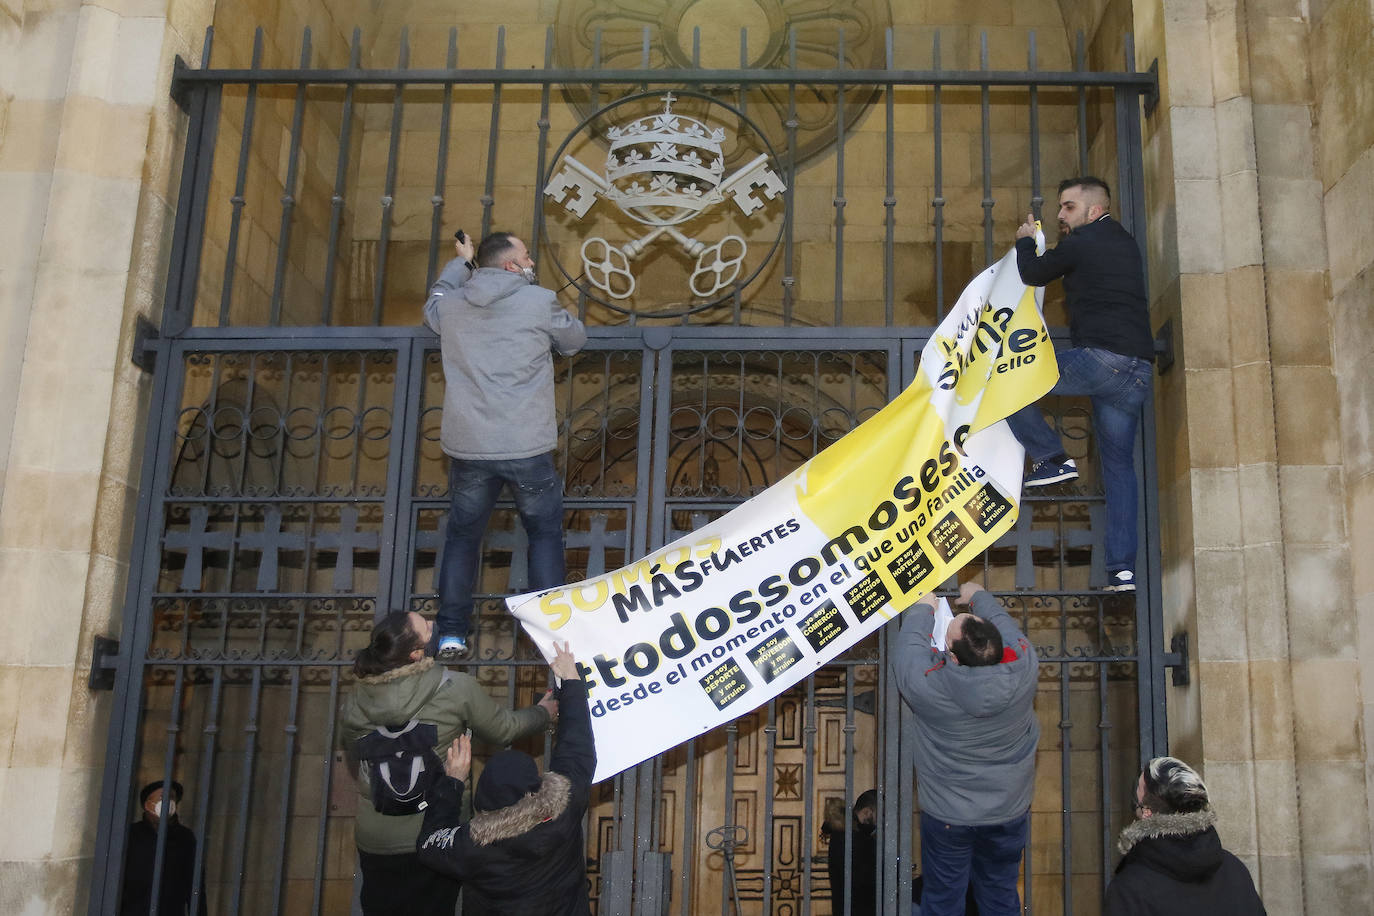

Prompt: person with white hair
[{"left": 1105, "top": 756, "right": 1266, "bottom": 915}]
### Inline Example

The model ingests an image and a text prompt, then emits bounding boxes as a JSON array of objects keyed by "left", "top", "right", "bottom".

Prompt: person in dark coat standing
[
  {"left": 1105, "top": 756, "right": 1266, "bottom": 916},
  {"left": 824, "top": 789, "right": 879, "bottom": 915},
  {"left": 417, "top": 642, "right": 595, "bottom": 915},
  {"left": 120, "top": 780, "right": 207, "bottom": 916}
]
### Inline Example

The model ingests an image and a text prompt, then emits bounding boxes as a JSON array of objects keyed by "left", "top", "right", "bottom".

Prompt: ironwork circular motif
[{"left": 554, "top": 0, "right": 892, "bottom": 167}]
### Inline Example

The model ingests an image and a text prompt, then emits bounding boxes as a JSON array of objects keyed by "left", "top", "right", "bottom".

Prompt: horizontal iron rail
[{"left": 172, "top": 60, "right": 1156, "bottom": 91}]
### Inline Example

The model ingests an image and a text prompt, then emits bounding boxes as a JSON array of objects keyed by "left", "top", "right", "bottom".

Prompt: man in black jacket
[
  {"left": 1009, "top": 177, "right": 1154, "bottom": 593},
  {"left": 417, "top": 642, "right": 594, "bottom": 915},
  {"left": 1105, "top": 756, "right": 1265, "bottom": 915}
]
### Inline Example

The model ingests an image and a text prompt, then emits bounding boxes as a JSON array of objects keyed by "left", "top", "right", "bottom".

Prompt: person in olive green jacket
[{"left": 339, "top": 611, "right": 556, "bottom": 916}]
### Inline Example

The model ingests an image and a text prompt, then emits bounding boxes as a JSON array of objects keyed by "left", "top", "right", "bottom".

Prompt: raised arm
[
  {"left": 451, "top": 672, "right": 551, "bottom": 746},
  {"left": 1014, "top": 232, "right": 1078, "bottom": 287},
  {"left": 548, "top": 642, "right": 596, "bottom": 789},
  {"left": 422, "top": 233, "right": 476, "bottom": 332},
  {"left": 890, "top": 598, "right": 940, "bottom": 701},
  {"left": 548, "top": 300, "right": 587, "bottom": 356}
]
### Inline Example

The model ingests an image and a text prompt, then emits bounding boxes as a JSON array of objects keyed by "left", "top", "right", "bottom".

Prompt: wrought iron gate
[{"left": 90, "top": 19, "right": 1166, "bottom": 916}]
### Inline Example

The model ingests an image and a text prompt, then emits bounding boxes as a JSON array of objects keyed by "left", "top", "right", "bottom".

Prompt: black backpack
[{"left": 352, "top": 720, "right": 443, "bottom": 816}]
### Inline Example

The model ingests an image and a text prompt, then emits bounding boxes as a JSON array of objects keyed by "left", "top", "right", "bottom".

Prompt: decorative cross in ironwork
[
  {"left": 994, "top": 501, "right": 1105, "bottom": 589},
  {"left": 314, "top": 505, "right": 380, "bottom": 592},
  {"left": 237, "top": 506, "right": 307, "bottom": 591},
  {"left": 163, "top": 505, "right": 233, "bottom": 591}
]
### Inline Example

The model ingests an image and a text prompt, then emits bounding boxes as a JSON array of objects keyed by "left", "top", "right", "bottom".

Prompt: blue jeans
[
  {"left": 1005, "top": 346, "right": 1152, "bottom": 574},
  {"left": 919, "top": 811, "right": 1029, "bottom": 916},
  {"left": 436, "top": 453, "right": 566, "bottom": 639}
]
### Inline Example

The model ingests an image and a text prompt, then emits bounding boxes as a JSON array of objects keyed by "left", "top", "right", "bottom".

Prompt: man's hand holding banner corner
[{"left": 508, "top": 232, "right": 1059, "bottom": 782}]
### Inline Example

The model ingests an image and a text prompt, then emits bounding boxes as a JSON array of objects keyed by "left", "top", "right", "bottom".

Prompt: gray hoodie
[
  {"left": 891, "top": 589, "right": 1039, "bottom": 825},
  {"left": 423, "top": 259, "right": 587, "bottom": 461}
]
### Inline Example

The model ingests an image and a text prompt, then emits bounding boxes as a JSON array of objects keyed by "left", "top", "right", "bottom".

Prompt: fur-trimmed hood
[
  {"left": 1114, "top": 807, "right": 1228, "bottom": 885},
  {"left": 1116, "top": 807, "right": 1216, "bottom": 855},
  {"left": 468, "top": 771, "right": 571, "bottom": 846},
  {"left": 358, "top": 656, "right": 434, "bottom": 685}
]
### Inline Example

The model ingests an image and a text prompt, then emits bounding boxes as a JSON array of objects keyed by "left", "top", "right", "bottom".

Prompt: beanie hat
[
  {"left": 140, "top": 779, "right": 184, "bottom": 806},
  {"left": 473, "top": 750, "right": 541, "bottom": 811}
]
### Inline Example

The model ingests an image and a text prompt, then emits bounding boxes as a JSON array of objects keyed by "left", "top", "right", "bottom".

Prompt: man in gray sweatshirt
[
  {"left": 423, "top": 231, "right": 587, "bottom": 660},
  {"left": 892, "top": 580, "right": 1039, "bottom": 916}
]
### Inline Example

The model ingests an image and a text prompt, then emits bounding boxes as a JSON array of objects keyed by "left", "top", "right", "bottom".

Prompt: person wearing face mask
[
  {"left": 824, "top": 789, "right": 879, "bottom": 915},
  {"left": 423, "top": 229, "right": 587, "bottom": 661},
  {"left": 120, "top": 780, "right": 207, "bottom": 916}
]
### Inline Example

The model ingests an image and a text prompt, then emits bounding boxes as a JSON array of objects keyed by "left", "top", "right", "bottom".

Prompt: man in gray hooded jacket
[
  {"left": 892, "top": 580, "right": 1039, "bottom": 916},
  {"left": 424, "top": 231, "right": 587, "bottom": 660}
]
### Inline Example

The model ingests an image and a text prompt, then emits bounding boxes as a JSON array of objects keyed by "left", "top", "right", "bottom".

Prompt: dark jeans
[
  {"left": 1004, "top": 346, "right": 1152, "bottom": 574},
  {"left": 919, "top": 811, "right": 1029, "bottom": 916},
  {"left": 437, "top": 453, "right": 566, "bottom": 639},
  {"left": 357, "top": 850, "right": 460, "bottom": 916}
]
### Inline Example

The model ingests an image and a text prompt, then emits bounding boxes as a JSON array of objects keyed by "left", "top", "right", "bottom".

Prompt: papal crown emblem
[{"left": 545, "top": 93, "right": 786, "bottom": 300}]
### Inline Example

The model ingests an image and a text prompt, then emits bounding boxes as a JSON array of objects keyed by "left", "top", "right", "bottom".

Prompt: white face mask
[
  {"left": 520, "top": 266, "right": 538, "bottom": 286},
  {"left": 153, "top": 798, "right": 176, "bottom": 819}
]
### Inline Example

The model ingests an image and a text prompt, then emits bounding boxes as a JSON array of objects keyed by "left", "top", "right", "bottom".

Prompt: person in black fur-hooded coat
[
  {"left": 1105, "top": 756, "right": 1266, "bottom": 916},
  {"left": 417, "top": 642, "right": 595, "bottom": 916}
]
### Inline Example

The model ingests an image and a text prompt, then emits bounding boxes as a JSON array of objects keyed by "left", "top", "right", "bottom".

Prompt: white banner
[{"left": 509, "top": 238, "right": 1056, "bottom": 781}]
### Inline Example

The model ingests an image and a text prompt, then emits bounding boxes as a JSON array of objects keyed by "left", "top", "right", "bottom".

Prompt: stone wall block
[
  {"left": 67, "top": 5, "right": 121, "bottom": 101},
  {"left": 0, "top": 552, "right": 39, "bottom": 666},
  {"left": 1241, "top": 541, "right": 1290, "bottom": 659},
  {"left": 1252, "top": 102, "right": 1315, "bottom": 180},
  {"left": 0, "top": 765, "right": 61, "bottom": 859},
  {"left": 1223, "top": 265, "right": 1269, "bottom": 365},
  {"left": 1252, "top": 757, "right": 1301, "bottom": 852},
  {"left": 1220, "top": 170, "right": 1263, "bottom": 268},
  {"left": 39, "top": 170, "right": 142, "bottom": 274},
  {"left": 1197, "top": 660, "right": 1255, "bottom": 757},
  {"left": 1214, "top": 94, "right": 1257, "bottom": 175},
  {"left": 1199, "top": 759, "right": 1258, "bottom": 851},
  {"left": 1268, "top": 268, "right": 1334, "bottom": 367},
  {"left": 0, "top": 859, "right": 80, "bottom": 915},
  {"left": 1205, "top": 6, "right": 1245, "bottom": 102},
  {"left": 1175, "top": 178, "right": 1225, "bottom": 273},
  {"left": 24, "top": 551, "right": 92, "bottom": 666},
  {"left": 1272, "top": 366, "right": 1341, "bottom": 466},
  {"left": 52, "top": 96, "right": 150, "bottom": 180},
  {"left": 1184, "top": 368, "right": 1238, "bottom": 466},
  {"left": 50, "top": 764, "right": 100, "bottom": 859},
  {"left": 1162, "top": 20, "right": 1217, "bottom": 106},
  {"left": 7, "top": 7, "right": 80, "bottom": 102},
  {"left": 1236, "top": 460, "right": 1282, "bottom": 544},
  {"left": 1284, "top": 546, "right": 1355, "bottom": 659},
  {"left": 108, "top": 15, "right": 167, "bottom": 108},
  {"left": 1256, "top": 852, "right": 1304, "bottom": 916},
  {"left": 1170, "top": 105, "right": 1220, "bottom": 180},
  {"left": 25, "top": 260, "right": 128, "bottom": 373},
  {"left": 1190, "top": 465, "right": 1242, "bottom": 549},
  {"left": 1178, "top": 271, "right": 1231, "bottom": 368},
  {"left": 1350, "top": 474, "right": 1374, "bottom": 600},
  {"left": 0, "top": 666, "right": 19, "bottom": 765},
  {"left": 1323, "top": 146, "right": 1374, "bottom": 295},
  {"left": 1301, "top": 852, "right": 1374, "bottom": 916},
  {"left": 1258, "top": 176, "right": 1327, "bottom": 270},
  {"left": 1245, "top": 15, "right": 1312, "bottom": 105},
  {"left": 1278, "top": 464, "right": 1347, "bottom": 545},
  {"left": 1246, "top": 661, "right": 1297, "bottom": 761},
  {"left": 9, "top": 667, "right": 71, "bottom": 767},
  {"left": 1228, "top": 363, "right": 1277, "bottom": 466},
  {"left": 1296, "top": 759, "right": 1374, "bottom": 853}
]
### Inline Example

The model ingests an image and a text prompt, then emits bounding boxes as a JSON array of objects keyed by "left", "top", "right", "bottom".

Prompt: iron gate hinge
[
  {"left": 132, "top": 315, "right": 160, "bottom": 374},
  {"left": 1162, "top": 631, "right": 1189, "bottom": 687},
  {"left": 1143, "top": 59, "right": 1160, "bottom": 117},
  {"left": 89, "top": 635, "right": 121, "bottom": 690},
  {"left": 1154, "top": 318, "right": 1174, "bottom": 374}
]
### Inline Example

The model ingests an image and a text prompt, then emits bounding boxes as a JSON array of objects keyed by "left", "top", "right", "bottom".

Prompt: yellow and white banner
[{"left": 509, "top": 237, "right": 1057, "bottom": 781}]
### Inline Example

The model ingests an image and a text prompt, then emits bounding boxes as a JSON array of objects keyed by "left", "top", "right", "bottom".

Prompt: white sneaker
[{"left": 1106, "top": 570, "right": 1136, "bottom": 592}]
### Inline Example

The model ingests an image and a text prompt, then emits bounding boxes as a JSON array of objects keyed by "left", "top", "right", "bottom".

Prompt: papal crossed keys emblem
[{"left": 544, "top": 93, "right": 786, "bottom": 300}]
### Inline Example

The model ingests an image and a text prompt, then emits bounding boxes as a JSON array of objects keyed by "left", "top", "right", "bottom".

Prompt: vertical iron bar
[
  {"left": 218, "top": 30, "right": 263, "bottom": 326},
  {"left": 883, "top": 28, "right": 896, "bottom": 327},
  {"left": 762, "top": 699, "right": 777, "bottom": 909},
  {"left": 269, "top": 29, "right": 312, "bottom": 326},
  {"left": 426, "top": 29, "right": 459, "bottom": 291},
  {"left": 721, "top": 721, "right": 737, "bottom": 915},
  {"left": 311, "top": 669, "right": 342, "bottom": 915},
  {"left": 832, "top": 29, "right": 847, "bottom": 326},
  {"left": 161, "top": 29, "right": 220, "bottom": 337},
  {"left": 692, "top": 25, "right": 700, "bottom": 67},
  {"left": 781, "top": 30, "right": 798, "bottom": 326},
  {"left": 801, "top": 675, "right": 817, "bottom": 915},
  {"left": 187, "top": 668, "right": 225, "bottom": 916},
  {"left": 1059, "top": 660, "right": 1073, "bottom": 916},
  {"left": 841, "top": 664, "right": 856, "bottom": 915},
  {"left": 1099, "top": 658, "right": 1113, "bottom": 899},
  {"left": 932, "top": 31, "right": 945, "bottom": 319},
  {"left": 321, "top": 30, "right": 361, "bottom": 325},
  {"left": 479, "top": 27, "right": 505, "bottom": 238},
  {"left": 270, "top": 668, "right": 303, "bottom": 914},
  {"left": 738, "top": 28, "right": 748, "bottom": 117},
  {"left": 1077, "top": 32, "right": 1089, "bottom": 175},
  {"left": 146, "top": 665, "right": 186, "bottom": 916},
  {"left": 371, "top": 30, "right": 410, "bottom": 325},
  {"left": 980, "top": 32, "right": 995, "bottom": 266},
  {"left": 228, "top": 668, "right": 265, "bottom": 914},
  {"left": 679, "top": 738, "right": 697, "bottom": 916},
  {"left": 1029, "top": 32, "right": 1044, "bottom": 221},
  {"left": 529, "top": 28, "right": 555, "bottom": 259}
]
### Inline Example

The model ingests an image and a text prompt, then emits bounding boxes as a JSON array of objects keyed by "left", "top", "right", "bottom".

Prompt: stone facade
[{"left": 0, "top": 0, "right": 1371, "bottom": 913}]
